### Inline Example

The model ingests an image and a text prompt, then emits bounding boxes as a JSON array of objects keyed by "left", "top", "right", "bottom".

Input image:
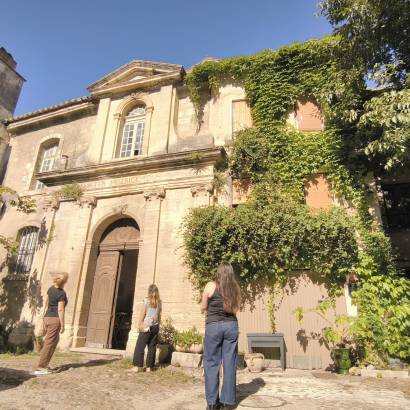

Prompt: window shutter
[
  {"left": 232, "top": 100, "right": 252, "bottom": 134},
  {"left": 304, "top": 174, "right": 332, "bottom": 209}
]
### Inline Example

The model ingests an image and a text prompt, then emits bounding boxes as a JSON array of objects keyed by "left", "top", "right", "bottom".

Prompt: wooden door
[{"left": 86, "top": 251, "right": 121, "bottom": 348}]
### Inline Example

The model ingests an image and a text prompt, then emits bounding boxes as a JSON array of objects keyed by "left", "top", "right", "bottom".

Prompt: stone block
[
  {"left": 8, "top": 322, "right": 34, "bottom": 352},
  {"left": 171, "top": 351, "right": 202, "bottom": 368}
]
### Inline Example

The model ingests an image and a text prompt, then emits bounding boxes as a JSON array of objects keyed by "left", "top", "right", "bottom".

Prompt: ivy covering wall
[{"left": 182, "top": 37, "right": 410, "bottom": 363}]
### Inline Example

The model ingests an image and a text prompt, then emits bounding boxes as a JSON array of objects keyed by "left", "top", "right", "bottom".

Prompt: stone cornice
[
  {"left": 87, "top": 60, "right": 184, "bottom": 91},
  {"left": 89, "top": 71, "right": 182, "bottom": 97},
  {"left": 37, "top": 147, "right": 224, "bottom": 186},
  {"left": 6, "top": 99, "right": 97, "bottom": 132}
]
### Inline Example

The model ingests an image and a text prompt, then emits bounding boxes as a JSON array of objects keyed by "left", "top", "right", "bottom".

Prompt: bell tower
[{"left": 0, "top": 47, "right": 25, "bottom": 181}]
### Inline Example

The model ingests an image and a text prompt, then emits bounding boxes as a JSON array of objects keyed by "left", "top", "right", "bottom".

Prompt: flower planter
[
  {"left": 244, "top": 352, "right": 265, "bottom": 373},
  {"left": 175, "top": 343, "right": 203, "bottom": 354},
  {"left": 331, "top": 348, "right": 351, "bottom": 374}
]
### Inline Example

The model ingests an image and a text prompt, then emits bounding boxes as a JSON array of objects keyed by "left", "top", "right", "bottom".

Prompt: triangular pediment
[{"left": 87, "top": 60, "right": 184, "bottom": 96}]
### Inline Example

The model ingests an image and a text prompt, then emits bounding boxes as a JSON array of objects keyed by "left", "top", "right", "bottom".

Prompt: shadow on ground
[
  {"left": 52, "top": 358, "right": 118, "bottom": 373},
  {"left": 236, "top": 377, "right": 265, "bottom": 406},
  {"left": 0, "top": 368, "right": 34, "bottom": 391}
]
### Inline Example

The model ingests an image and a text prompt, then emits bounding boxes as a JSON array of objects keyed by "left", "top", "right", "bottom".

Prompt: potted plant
[
  {"left": 173, "top": 326, "right": 203, "bottom": 353},
  {"left": 293, "top": 298, "right": 353, "bottom": 374},
  {"left": 157, "top": 317, "right": 177, "bottom": 363}
]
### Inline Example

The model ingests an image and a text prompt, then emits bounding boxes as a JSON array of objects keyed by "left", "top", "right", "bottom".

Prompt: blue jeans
[{"left": 204, "top": 320, "right": 238, "bottom": 406}]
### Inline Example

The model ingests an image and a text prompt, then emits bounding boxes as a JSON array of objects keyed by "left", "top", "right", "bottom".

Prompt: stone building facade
[{"left": 1, "top": 58, "right": 359, "bottom": 368}]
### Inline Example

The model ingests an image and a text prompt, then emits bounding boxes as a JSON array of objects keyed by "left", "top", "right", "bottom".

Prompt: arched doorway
[{"left": 86, "top": 218, "right": 140, "bottom": 349}]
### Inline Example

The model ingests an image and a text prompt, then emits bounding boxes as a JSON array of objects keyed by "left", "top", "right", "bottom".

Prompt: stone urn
[
  {"left": 175, "top": 344, "right": 187, "bottom": 352},
  {"left": 245, "top": 353, "right": 265, "bottom": 373},
  {"left": 189, "top": 343, "right": 203, "bottom": 354}
]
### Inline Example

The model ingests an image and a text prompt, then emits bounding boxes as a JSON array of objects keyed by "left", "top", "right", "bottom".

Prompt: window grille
[{"left": 12, "top": 226, "right": 38, "bottom": 275}]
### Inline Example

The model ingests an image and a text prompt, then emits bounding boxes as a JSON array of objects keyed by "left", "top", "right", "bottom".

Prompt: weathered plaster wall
[{"left": 3, "top": 114, "right": 96, "bottom": 193}]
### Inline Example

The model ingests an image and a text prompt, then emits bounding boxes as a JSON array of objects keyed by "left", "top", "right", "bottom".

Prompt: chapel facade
[{"left": 1, "top": 58, "right": 362, "bottom": 368}]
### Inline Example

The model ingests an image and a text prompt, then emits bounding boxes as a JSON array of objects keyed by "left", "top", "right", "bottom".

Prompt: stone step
[{"left": 70, "top": 347, "right": 126, "bottom": 357}]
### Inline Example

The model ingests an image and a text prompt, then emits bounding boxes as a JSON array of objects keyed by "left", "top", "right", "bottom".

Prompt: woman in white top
[{"left": 132, "top": 284, "right": 161, "bottom": 371}]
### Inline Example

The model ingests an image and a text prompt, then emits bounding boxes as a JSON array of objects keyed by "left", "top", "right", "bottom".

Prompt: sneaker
[
  {"left": 129, "top": 366, "right": 144, "bottom": 373},
  {"left": 33, "top": 368, "right": 51, "bottom": 376}
]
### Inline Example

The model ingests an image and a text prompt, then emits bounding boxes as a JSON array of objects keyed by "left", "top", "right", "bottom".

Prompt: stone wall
[
  {"left": 0, "top": 47, "right": 24, "bottom": 182},
  {"left": 0, "top": 48, "right": 24, "bottom": 117}
]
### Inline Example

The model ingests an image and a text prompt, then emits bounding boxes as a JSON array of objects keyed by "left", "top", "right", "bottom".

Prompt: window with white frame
[
  {"left": 36, "top": 143, "right": 58, "bottom": 190},
  {"left": 119, "top": 106, "right": 146, "bottom": 158},
  {"left": 12, "top": 226, "right": 39, "bottom": 275}
]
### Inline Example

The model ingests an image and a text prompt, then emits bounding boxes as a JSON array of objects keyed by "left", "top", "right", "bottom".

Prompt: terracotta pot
[
  {"left": 176, "top": 344, "right": 188, "bottom": 352},
  {"left": 244, "top": 353, "right": 265, "bottom": 373},
  {"left": 189, "top": 343, "right": 203, "bottom": 354}
]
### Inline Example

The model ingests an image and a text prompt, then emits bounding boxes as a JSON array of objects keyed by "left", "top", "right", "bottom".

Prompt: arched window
[
  {"left": 32, "top": 139, "right": 59, "bottom": 190},
  {"left": 118, "top": 106, "right": 146, "bottom": 158},
  {"left": 12, "top": 226, "right": 39, "bottom": 275}
]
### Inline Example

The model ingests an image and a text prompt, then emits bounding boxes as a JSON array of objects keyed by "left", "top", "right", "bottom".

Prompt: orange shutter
[
  {"left": 295, "top": 100, "right": 323, "bottom": 131},
  {"left": 304, "top": 174, "right": 332, "bottom": 209}
]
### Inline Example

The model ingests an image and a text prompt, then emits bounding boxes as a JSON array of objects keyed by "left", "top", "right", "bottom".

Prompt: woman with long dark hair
[
  {"left": 132, "top": 284, "right": 161, "bottom": 372},
  {"left": 201, "top": 262, "right": 241, "bottom": 410}
]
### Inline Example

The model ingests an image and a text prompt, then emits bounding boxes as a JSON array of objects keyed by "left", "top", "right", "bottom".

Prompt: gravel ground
[{"left": 0, "top": 352, "right": 409, "bottom": 409}]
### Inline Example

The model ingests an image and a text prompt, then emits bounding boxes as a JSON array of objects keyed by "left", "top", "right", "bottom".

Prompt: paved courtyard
[{"left": 0, "top": 352, "right": 409, "bottom": 409}]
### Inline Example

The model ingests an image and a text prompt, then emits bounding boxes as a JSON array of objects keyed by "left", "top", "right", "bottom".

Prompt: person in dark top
[
  {"left": 201, "top": 262, "right": 241, "bottom": 410},
  {"left": 34, "top": 272, "right": 68, "bottom": 375}
]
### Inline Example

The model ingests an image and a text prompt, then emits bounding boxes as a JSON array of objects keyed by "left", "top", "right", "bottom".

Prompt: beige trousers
[{"left": 38, "top": 317, "right": 61, "bottom": 368}]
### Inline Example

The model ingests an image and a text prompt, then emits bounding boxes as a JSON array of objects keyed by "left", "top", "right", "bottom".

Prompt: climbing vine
[{"left": 182, "top": 36, "right": 410, "bottom": 363}]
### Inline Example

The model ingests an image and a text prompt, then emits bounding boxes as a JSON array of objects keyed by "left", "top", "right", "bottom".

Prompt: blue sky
[{"left": 1, "top": 1, "right": 331, "bottom": 116}]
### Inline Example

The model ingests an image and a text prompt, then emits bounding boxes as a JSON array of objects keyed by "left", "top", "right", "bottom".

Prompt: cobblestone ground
[{"left": 0, "top": 353, "right": 409, "bottom": 409}]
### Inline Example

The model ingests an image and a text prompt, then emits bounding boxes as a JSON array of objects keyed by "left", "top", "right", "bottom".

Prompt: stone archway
[{"left": 85, "top": 217, "right": 140, "bottom": 349}]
